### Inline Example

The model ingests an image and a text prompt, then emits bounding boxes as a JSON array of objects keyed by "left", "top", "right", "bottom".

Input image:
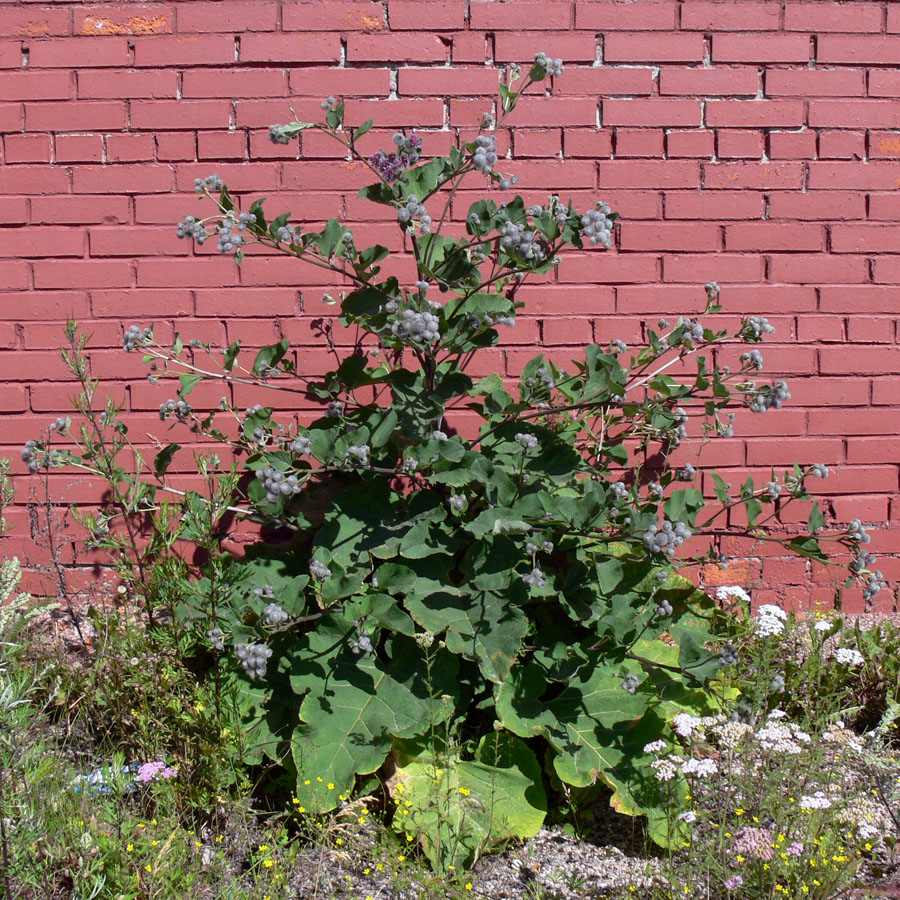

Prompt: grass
[{"left": 1, "top": 579, "right": 899, "bottom": 900}]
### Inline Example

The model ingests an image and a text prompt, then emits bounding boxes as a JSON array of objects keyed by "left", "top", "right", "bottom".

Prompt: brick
[
  {"left": 347, "top": 32, "right": 448, "bottom": 63},
  {"left": 766, "top": 67, "right": 865, "bottom": 98},
  {"left": 32, "top": 195, "right": 130, "bottom": 225},
  {"left": 820, "top": 285, "right": 900, "bottom": 312},
  {"left": 682, "top": 2, "right": 781, "bottom": 30},
  {"left": 106, "top": 133, "right": 154, "bottom": 163},
  {"left": 471, "top": 1, "right": 571, "bottom": 29},
  {"left": 869, "top": 195, "right": 900, "bottom": 224},
  {"left": 0, "top": 227, "right": 83, "bottom": 258},
  {"left": 726, "top": 223, "right": 825, "bottom": 251},
  {"left": 604, "top": 33, "right": 704, "bottom": 63},
  {"left": 788, "top": 377, "right": 868, "bottom": 406},
  {"left": 818, "top": 130, "right": 865, "bottom": 159},
  {"left": 33, "top": 259, "right": 133, "bottom": 289},
  {"left": 0, "top": 197, "right": 27, "bottom": 225},
  {"left": 77, "top": 69, "right": 177, "bottom": 99},
  {"left": 28, "top": 99, "right": 125, "bottom": 132},
  {"left": 197, "top": 130, "right": 246, "bottom": 161},
  {"left": 818, "top": 36, "right": 900, "bottom": 66},
  {"left": 74, "top": 5, "right": 173, "bottom": 36},
  {"left": 599, "top": 160, "right": 699, "bottom": 189},
  {"left": 0, "top": 8, "right": 70, "bottom": 36},
  {"left": 768, "top": 191, "right": 865, "bottom": 220},
  {"left": 182, "top": 69, "right": 288, "bottom": 99},
  {"left": 659, "top": 66, "right": 759, "bottom": 96},
  {"left": 810, "top": 99, "right": 900, "bottom": 128},
  {"left": 514, "top": 128, "right": 563, "bottom": 158},
  {"left": 563, "top": 128, "right": 614, "bottom": 158},
  {"left": 873, "top": 258, "right": 900, "bottom": 284},
  {"left": 89, "top": 226, "right": 183, "bottom": 256},
  {"left": 716, "top": 129, "right": 764, "bottom": 159},
  {"left": 557, "top": 68, "right": 652, "bottom": 98},
  {"left": 831, "top": 224, "right": 900, "bottom": 253},
  {"left": 619, "top": 221, "right": 719, "bottom": 251},
  {"left": 706, "top": 100, "right": 805, "bottom": 128},
  {"left": 665, "top": 129, "right": 715, "bottom": 158},
  {"left": 282, "top": 2, "right": 387, "bottom": 31},
  {"left": 0, "top": 262, "right": 29, "bottom": 289},
  {"left": 0, "top": 165, "right": 68, "bottom": 194},
  {"left": 397, "top": 67, "right": 501, "bottom": 97},
  {"left": 703, "top": 161, "right": 803, "bottom": 190},
  {"left": 848, "top": 317, "right": 896, "bottom": 343},
  {"left": 131, "top": 100, "right": 231, "bottom": 130},
  {"left": 662, "top": 253, "right": 765, "bottom": 282},
  {"left": 136, "top": 258, "right": 238, "bottom": 288},
  {"left": 55, "top": 134, "right": 104, "bottom": 163},
  {"left": 494, "top": 33, "right": 597, "bottom": 63},
  {"left": 0, "top": 71, "right": 71, "bottom": 102},
  {"left": 177, "top": 1, "right": 277, "bottom": 32},
  {"left": 809, "top": 162, "right": 900, "bottom": 190},
  {"left": 768, "top": 130, "right": 817, "bottom": 159},
  {"left": 134, "top": 35, "right": 235, "bottom": 67},
  {"left": 3, "top": 133, "right": 51, "bottom": 163},
  {"left": 603, "top": 98, "right": 700, "bottom": 127},
  {"left": 809, "top": 407, "right": 900, "bottom": 435},
  {"left": 72, "top": 164, "right": 175, "bottom": 194},
  {"left": 785, "top": 2, "right": 883, "bottom": 33},
  {"left": 29, "top": 37, "right": 130, "bottom": 68},
  {"left": 285, "top": 68, "right": 390, "bottom": 100},
  {"left": 713, "top": 34, "right": 810, "bottom": 64},
  {"left": 769, "top": 254, "right": 867, "bottom": 284},
  {"left": 576, "top": 1, "right": 678, "bottom": 30},
  {"left": 869, "top": 70, "right": 900, "bottom": 97},
  {"left": 614, "top": 128, "right": 663, "bottom": 158},
  {"left": 388, "top": 1, "right": 466, "bottom": 30},
  {"left": 664, "top": 190, "right": 762, "bottom": 219},
  {"left": 847, "top": 438, "right": 900, "bottom": 464},
  {"left": 505, "top": 97, "right": 598, "bottom": 127}
]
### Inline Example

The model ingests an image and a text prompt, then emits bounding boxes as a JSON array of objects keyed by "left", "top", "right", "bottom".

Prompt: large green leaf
[
  {"left": 389, "top": 733, "right": 546, "bottom": 873},
  {"left": 290, "top": 617, "right": 430, "bottom": 811}
]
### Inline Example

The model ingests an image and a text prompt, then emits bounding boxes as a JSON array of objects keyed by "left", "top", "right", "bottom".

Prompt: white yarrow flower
[
  {"left": 716, "top": 585, "right": 751, "bottom": 604},
  {"left": 643, "top": 740, "right": 667, "bottom": 754},
  {"left": 673, "top": 713, "right": 702, "bottom": 739},
  {"left": 834, "top": 647, "right": 864, "bottom": 666},
  {"left": 754, "top": 603, "right": 787, "bottom": 637},
  {"left": 800, "top": 791, "right": 832, "bottom": 811},
  {"left": 681, "top": 758, "right": 718, "bottom": 778},
  {"left": 813, "top": 619, "right": 833, "bottom": 633}
]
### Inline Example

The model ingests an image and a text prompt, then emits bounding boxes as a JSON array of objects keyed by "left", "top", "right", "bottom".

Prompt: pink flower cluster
[{"left": 136, "top": 760, "right": 177, "bottom": 783}]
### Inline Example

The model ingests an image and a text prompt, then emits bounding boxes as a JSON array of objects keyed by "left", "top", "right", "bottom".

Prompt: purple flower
[
  {"left": 786, "top": 841, "right": 804, "bottom": 856},
  {"left": 724, "top": 875, "right": 744, "bottom": 890},
  {"left": 135, "top": 760, "right": 177, "bottom": 783}
]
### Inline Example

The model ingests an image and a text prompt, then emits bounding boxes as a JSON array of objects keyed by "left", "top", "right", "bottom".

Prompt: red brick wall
[{"left": 1, "top": 0, "right": 898, "bottom": 612}]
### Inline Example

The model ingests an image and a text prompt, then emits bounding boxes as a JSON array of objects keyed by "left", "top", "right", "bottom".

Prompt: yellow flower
[
  {"left": 216, "top": 835, "right": 224, "bottom": 843},
  {"left": 336, "top": 838, "right": 343, "bottom": 846},
  {"left": 259, "top": 845, "right": 269, "bottom": 851},
  {"left": 465, "top": 883, "right": 473, "bottom": 891},
  {"left": 144, "top": 864, "right": 152, "bottom": 873},
  {"left": 298, "top": 806, "right": 306, "bottom": 813},
  {"left": 802, "top": 887, "right": 809, "bottom": 893},
  {"left": 292, "top": 798, "right": 300, "bottom": 805},
  {"left": 398, "top": 855, "right": 406, "bottom": 862},
  {"left": 138, "top": 823, "right": 145, "bottom": 829},
  {"left": 263, "top": 860, "right": 274, "bottom": 868},
  {"left": 151, "top": 840, "right": 159, "bottom": 847},
  {"left": 406, "top": 834, "right": 414, "bottom": 842},
  {"left": 327, "top": 782, "right": 335, "bottom": 790},
  {"left": 459, "top": 787, "right": 471, "bottom": 797},
  {"left": 151, "top": 819, "right": 157, "bottom": 826},
  {"left": 358, "top": 817, "right": 367, "bottom": 824},
  {"left": 126, "top": 844, "right": 133, "bottom": 852},
  {"left": 736, "top": 855, "right": 745, "bottom": 863},
  {"left": 377, "top": 863, "right": 384, "bottom": 872},
  {"left": 316, "top": 777, "right": 323, "bottom": 783},
  {"left": 764, "top": 864, "right": 770, "bottom": 871},
  {"left": 752, "top": 816, "right": 760, "bottom": 823},
  {"left": 735, "top": 809, "right": 744, "bottom": 816},
  {"left": 304, "top": 779, "right": 311, "bottom": 786}
]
